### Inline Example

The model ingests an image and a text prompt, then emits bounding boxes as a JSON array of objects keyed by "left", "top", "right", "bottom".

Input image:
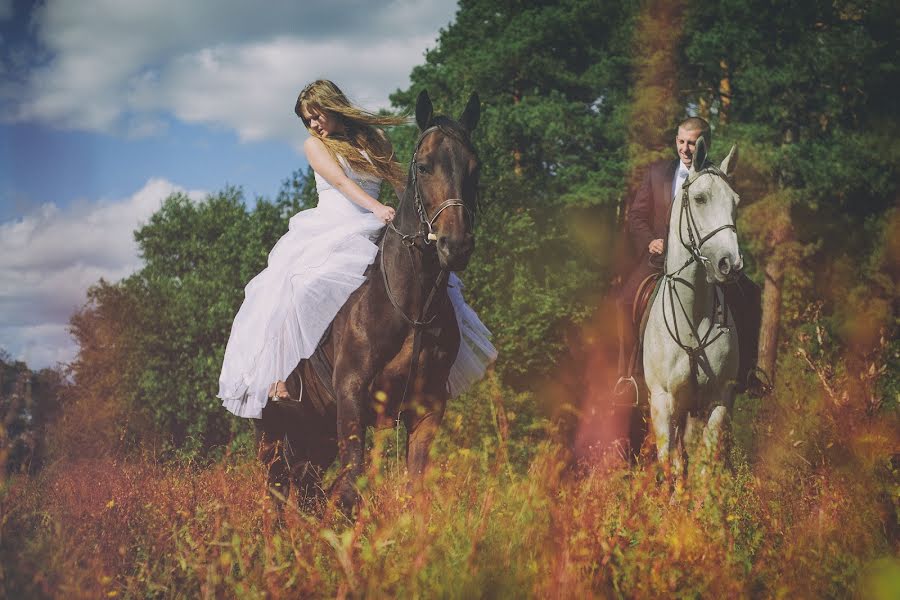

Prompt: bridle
[
  {"left": 674, "top": 165, "right": 738, "bottom": 271},
  {"left": 378, "top": 123, "right": 479, "bottom": 413},
  {"left": 387, "top": 125, "right": 477, "bottom": 246},
  {"left": 660, "top": 165, "right": 739, "bottom": 362},
  {"left": 380, "top": 124, "right": 478, "bottom": 328}
]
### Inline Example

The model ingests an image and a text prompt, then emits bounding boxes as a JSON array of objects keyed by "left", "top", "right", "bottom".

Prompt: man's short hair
[{"left": 678, "top": 117, "right": 711, "bottom": 147}]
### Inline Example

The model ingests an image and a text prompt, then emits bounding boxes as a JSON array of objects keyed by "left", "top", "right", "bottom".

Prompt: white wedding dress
[{"left": 218, "top": 157, "right": 497, "bottom": 419}]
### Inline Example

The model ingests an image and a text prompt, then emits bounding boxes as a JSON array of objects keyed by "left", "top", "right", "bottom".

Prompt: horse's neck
[
  {"left": 666, "top": 199, "right": 716, "bottom": 320},
  {"left": 382, "top": 194, "right": 445, "bottom": 299},
  {"left": 393, "top": 191, "right": 421, "bottom": 241}
]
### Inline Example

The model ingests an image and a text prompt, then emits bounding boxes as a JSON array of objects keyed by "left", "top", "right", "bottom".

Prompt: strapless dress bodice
[{"left": 314, "top": 155, "right": 382, "bottom": 215}]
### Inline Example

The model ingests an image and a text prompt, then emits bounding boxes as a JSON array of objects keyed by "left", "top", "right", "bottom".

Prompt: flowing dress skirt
[{"left": 218, "top": 204, "right": 496, "bottom": 419}]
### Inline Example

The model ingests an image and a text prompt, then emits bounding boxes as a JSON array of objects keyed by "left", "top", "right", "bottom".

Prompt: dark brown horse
[{"left": 256, "top": 90, "right": 481, "bottom": 511}]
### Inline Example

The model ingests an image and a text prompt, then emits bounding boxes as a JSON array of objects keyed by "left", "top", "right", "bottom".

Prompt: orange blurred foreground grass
[
  {"left": 2, "top": 403, "right": 897, "bottom": 599},
  {"left": 2, "top": 300, "right": 898, "bottom": 598}
]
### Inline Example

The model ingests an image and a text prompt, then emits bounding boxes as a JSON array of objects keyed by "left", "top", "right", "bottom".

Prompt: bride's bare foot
[{"left": 267, "top": 380, "right": 291, "bottom": 400}]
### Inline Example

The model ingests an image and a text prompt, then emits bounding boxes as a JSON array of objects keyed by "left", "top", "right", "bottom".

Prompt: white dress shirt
[{"left": 672, "top": 162, "right": 690, "bottom": 200}]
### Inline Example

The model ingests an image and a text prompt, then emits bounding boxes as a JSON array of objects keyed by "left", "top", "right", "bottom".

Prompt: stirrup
[
  {"left": 268, "top": 380, "right": 300, "bottom": 403},
  {"left": 745, "top": 367, "right": 773, "bottom": 398},
  {"left": 613, "top": 376, "right": 640, "bottom": 407}
]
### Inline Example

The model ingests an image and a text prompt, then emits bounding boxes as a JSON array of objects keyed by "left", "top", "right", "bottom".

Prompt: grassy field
[{"left": 2, "top": 358, "right": 898, "bottom": 599}]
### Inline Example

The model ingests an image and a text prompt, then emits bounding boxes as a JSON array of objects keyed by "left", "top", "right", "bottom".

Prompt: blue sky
[
  {"left": 0, "top": 120, "right": 297, "bottom": 221},
  {"left": 0, "top": 0, "right": 457, "bottom": 368}
]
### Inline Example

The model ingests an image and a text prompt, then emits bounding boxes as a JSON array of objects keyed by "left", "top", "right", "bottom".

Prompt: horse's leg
[
  {"left": 255, "top": 415, "right": 292, "bottom": 507},
  {"left": 648, "top": 386, "right": 676, "bottom": 479},
  {"left": 369, "top": 425, "right": 393, "bottom": 477},
  {"left": 292, "top": 437, "right": 337, "bottom": 514},
  {"left": 700, "top": 375, "right": 736, "bottom": 467},
  {"left": 405, "top": 407, "right": 445, "bottom": 485},
  {"left": 287, "top": 407, "right": 338, "bottom": 514},
  {"left": 671, "top": 410, "right": 689, "bottom": 491},
  {"left": 703, "top": 405, "right": 728, "bottom": 459},
  {"left": 331, "top": 362, "right": 375, "bottom": 513},
  {"left": 682, "top": 413, "right": 701, "bottom": 473},
  {"left": 683, "top": 414, "right": 701, "bottom": 451},
  {"left": 368, "top": 374, "right": 401, "bottom": 477}
]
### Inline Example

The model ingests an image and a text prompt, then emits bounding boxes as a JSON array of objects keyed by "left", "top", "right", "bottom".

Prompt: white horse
[{"left": 643, "top": 137, "right": 741, "bottom": 479}]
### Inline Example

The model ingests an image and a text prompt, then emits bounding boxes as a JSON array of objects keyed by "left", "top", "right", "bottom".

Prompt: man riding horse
[{"left": 616, "top": 117, "right": 763, "bottom": 396}]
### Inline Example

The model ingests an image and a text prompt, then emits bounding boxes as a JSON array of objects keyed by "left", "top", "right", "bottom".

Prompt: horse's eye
[
  {"left": 416, "top": 163, "right": 429, "bottom": 174},
  {"left": 694, "top": 193, "right": 707, "bottom": 204}
]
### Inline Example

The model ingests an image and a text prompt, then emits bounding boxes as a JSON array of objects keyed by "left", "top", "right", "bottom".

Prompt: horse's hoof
[{"left": 329, "top": 480, "right": 360, "bottom": 518}]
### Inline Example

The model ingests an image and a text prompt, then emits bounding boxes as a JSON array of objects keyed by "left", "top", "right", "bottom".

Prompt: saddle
[
  {"left": 628, "top": 272, "right": 664, "bottom": 378},
  {"left": 624, "top": 271, "right": 769, "bottom": 396}
]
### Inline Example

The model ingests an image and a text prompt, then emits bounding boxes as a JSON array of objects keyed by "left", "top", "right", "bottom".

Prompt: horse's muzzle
[
  {"left": 717, "top": 254, "right": 743, "bottom": 283},
  {"left": 436, "top": 234, "right": 474, "bottom": 271}
]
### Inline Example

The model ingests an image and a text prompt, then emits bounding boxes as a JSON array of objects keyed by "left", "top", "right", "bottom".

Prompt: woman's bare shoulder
[{"left": 303, "top": 136, "right": 327, "bottom": 153}]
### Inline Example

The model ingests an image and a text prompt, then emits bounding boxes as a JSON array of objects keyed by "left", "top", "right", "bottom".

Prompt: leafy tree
[
  {"left": 66, "top": 177, "right": 317, "bottom": 456},
  {"left": 391, "top": 0, "right": 637, "bottom": 385},
  {"left": 679, "top": 0, "right": 899, "bottom": 380},
  {"left": 0, "top": 353, "right": 63, "bottom": 472}
]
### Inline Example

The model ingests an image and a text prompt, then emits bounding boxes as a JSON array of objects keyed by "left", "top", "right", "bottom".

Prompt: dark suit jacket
[
  {"left": 626, "top": 158, "right": 678, "bottom": 257},
  {"left": 616, "top": 159, "right": 677, "bottom": 305}
]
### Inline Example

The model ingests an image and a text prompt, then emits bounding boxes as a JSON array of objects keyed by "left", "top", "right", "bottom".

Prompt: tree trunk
[
  {"left": 758, "top": 256, "right": 783, "bottom": 381},
  {"left": 512, "top": 87, "right": 523, "bottom": 177},
  {"left": 757, "top": 215, "right": 793, "bottom": 382},
  {"left": 718, "top": 59, "right": 731, "bottom": 124}
]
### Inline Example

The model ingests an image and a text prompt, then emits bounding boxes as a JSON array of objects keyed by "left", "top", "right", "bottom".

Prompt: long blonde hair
[{"left": 294, "top": 80, "right": 406, "bottom": 187}]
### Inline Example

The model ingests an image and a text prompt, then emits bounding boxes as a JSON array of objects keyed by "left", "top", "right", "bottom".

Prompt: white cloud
[
  {"left": 0, "top": 178, "right": 206, "bottom": 368},
  {"left": 0, "top": 0, "right": 460, "bottom": 368},
  {"left": 0, "top": 323, "right": 77, "bottom": 369},
  {"left": 9, "top": 0, "right": 457, "bottom": 141},
  {"left": 128, "top": 34, "right": 438, "bottom": 146}
]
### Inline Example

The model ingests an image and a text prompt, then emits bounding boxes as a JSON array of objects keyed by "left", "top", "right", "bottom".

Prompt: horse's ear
[
  {"left": 459, "top": 92, "right": 480, "bottom": 132},
  {"left": 415, "top": 90, "right": 433, "bottom": 131},
  {"left": 720, "top": 144, "right": 738, "bottom": 176},
  {"left": 691, "top": 135, "right": 709, "bottom": 175}
]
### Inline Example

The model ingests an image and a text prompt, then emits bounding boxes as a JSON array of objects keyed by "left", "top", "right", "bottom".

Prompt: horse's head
[
  {"left": 681, "top": 137, "right": 743, "bottom": 283},
  {"left": 409, "top": 90, "right": 480, "bottom": 271}
]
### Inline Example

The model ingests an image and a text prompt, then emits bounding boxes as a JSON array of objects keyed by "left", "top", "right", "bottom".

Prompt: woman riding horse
[{"left": 218, "top": 82, "right": 495, "bottom": 510}]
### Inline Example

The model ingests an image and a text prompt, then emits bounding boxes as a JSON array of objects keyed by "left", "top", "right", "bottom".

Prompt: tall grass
[{"left": 2, "top": 334, "right": 897, "bottom": 598}]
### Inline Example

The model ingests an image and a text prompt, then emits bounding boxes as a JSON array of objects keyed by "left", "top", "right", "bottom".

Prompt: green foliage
[
  {"left": 683, "top": 0, "right": 898, "bottom": 132},
  {"left": 0, "top": 355, "right": 63, "bottom": 474},
  {"left": 66, "top": 179, "right": 317, "bottom": 456},
  {"left": 434, "top": 372, "right": 549, "bottom": 471},
  {"left": 391, "top": 0, "right": 636, "bottom": 383},
  {"left": 680, "top": 0, "right": 899, "bottom": 251},
  {"left": 677, "top": 1, "right": 899, "bottom": 393}
]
